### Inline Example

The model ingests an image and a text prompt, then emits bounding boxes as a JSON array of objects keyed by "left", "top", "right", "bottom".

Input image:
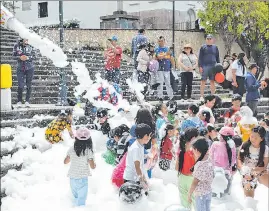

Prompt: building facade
[{"left": 13, "top": 1, "right": 201, "bottom": 29}]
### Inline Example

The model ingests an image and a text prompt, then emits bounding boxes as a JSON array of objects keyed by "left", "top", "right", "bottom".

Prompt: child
[
  {"left": 180, "top": 104, "right": 204, "bottom": 133},
  {"left": 166, "top": 100, "right": 178, "bottom": 124},
  {"left": 233, "top": 135, "right": 243, "bottom": 155},
  {"left": 175, "top": 127, "right": 199, "bottom": 210},
  {"left": 235, "top": 106, "right": 258, "bottom": 142},
  {"left": 260, "top": 119, "right": 269, "bottom": 146},
  {"left": 199, "top": 109, "right": 211, "bottom": 127},
  {"left": 123, "top": 123, "right": 152, "bottom": 190},
  {"left": 210, "top": 127, "right": 236, "bottom": 197},
  {"left": 198, "top": 95, "right": 216, "bottom": 124},
  {"left": 96, "top": 108, "right": 111, "bottom": 135},
  {"left": 223, "top": 94, "right": 242, "bottom": 126},
  {"left": 115, "top": 124, "right": 130, "bottom": 164},
  {"left": 153, "top": 102, "right": 170, "bottom": 143},
  {"left": 207, "top": 124, "right": 219, "bottom": 143},
  {"left": 45, "top": 109, "right": 74, "bottom": 144},
  {"left": 237, "top": 126, "right": 269, "bottom": 198},
  {"left": 159, "top": 124, "right": 175, "bottom": 171},
  {"left": 64, "top": 127, "right": 96, "bottom": 206},
  {"left": 188, "top": 138, "right": 214, "bottom": 211}
]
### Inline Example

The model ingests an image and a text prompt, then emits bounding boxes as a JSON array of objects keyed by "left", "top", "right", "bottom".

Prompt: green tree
[
  {"left": 1, "top": 1, "right": 19, "bottom": 14},
  {"left": 198, "top": 1, "right": 269, "bottom": 79}
]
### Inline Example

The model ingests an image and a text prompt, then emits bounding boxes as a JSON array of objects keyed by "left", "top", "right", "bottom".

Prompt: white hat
[{"left": 240, "top": 116, "right": 258, "bottom": 125}]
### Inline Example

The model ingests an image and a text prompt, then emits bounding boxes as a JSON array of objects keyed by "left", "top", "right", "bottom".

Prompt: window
[
  {"left": 22, "top": 1, "right": 31, "bottom": 11},
  {"left": 38, "top": 2, "right": 48, "bottom": 18}
]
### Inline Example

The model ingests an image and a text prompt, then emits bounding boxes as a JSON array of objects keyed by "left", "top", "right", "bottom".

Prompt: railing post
[{"left": 57, "top": 1, "right": 68, "bottom": 106}]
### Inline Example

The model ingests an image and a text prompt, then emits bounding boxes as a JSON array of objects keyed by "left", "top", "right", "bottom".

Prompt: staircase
[{"left": 0, "top": 28, "right": 232, "bottom": 104}]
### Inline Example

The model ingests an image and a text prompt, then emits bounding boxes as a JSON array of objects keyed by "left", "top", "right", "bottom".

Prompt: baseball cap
[
  {"left": 108, "top": 35, "right": 118, "bottom": 41},
  {"left": 75, "top": 127, "right": 91, "bottom": 140},
  {"left": 206, "top": 34, "right": 213, "bottom": 39},
  {"left": 232, "top": 94, "right": 242, "bottom": 102},
  {"left": 249, "top": 63, "right": 259, "bottom": 70}
]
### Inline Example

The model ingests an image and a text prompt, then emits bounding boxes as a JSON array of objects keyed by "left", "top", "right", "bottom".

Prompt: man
[
  {"left": 131, "top": 29, "right": 148, "bottom": 69},
  {"left": 154, "top": 36, "right": 174, "bottom": 101},
  {"left": 245, "top": 64, "right": 263, "bottom": 117},
  {"left": 13, "top": 38, "right": 36, "bottom": 108},
  {"left": 104, "top": 35, "right": 123, "bottom": 84},
  {"left": 198, "top": 34, "right": 220, "bottom": 101}
]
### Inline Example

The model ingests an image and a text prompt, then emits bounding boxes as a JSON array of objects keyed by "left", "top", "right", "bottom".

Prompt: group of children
[{"left": 44, "top": 93, "right": 269, "bottom": 210}]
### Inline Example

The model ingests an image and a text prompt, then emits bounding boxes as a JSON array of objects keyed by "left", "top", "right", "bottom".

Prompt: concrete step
[{"left": 0, "top": 116, "right": 55, "bottom": 128}]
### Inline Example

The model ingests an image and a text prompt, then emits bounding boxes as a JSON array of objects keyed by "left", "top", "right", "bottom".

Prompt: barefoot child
[
  {"left": 45, "top": 109, "right": 74, "bottom": 144},
  {"left": 237, "top": 126, "right": 268, "bottom": 198},
  {"left": 123, "top": 123, "right": 152, "bottom": 191},
  {"left": 188, "top": 138, "right": 214, "bottom": 211},
  {"left": 64, "top": 127, "right": 96, "bottom": 206}
]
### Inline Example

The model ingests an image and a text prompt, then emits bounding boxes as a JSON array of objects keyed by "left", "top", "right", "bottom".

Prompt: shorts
[
  {"left": 201, "top": 65, "right": 215, "bottom": 81},
  {"left": 105, "top": 68, "right": 120, "bottom": 84}
]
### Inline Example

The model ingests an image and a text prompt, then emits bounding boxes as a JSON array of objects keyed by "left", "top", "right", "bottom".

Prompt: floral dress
[{"left": 45, "top": 118, "right": 71, "bottom": 144}]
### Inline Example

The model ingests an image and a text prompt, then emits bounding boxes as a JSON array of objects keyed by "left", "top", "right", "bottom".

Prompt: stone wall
[{"left": 39, "top": 29, "right": 242, "bottom": 60}]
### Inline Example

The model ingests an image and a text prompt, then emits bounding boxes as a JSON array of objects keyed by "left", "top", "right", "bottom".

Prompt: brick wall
[{"left": 39, "top": 29, "right": 242, "bottom": 60}]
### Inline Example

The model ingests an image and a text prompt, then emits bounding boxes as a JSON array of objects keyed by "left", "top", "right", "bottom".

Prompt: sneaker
[
  {"left": 25, "top": 102, "right": 30, "bottom": 108},
  {"left": 158, "top": 98, "right": 164, "bottom": 102},
  {"left": 17, "top": 102, "right": 22, "bottom": 108},
  {"left": 200, "top": 96, "right": 204, "bottom": 102}
]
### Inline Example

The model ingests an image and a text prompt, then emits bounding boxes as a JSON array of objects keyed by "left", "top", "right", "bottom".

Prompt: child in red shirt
[
  {"left": 159, "top": 124, "right": 175, "bottom": 171},
  {"left": 104, "top": 36, "right": 123, "bottom": 84}
]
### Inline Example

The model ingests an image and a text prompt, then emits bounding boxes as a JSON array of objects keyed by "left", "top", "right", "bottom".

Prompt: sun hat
[
  {"left": 183, "top": 43, "right": 192, "bottom": 50},
  {"left": 219, "top": 126, "right": 235, "bottom": 137},
  {"left": 75, "top": 127, "right": 91, "bottom": 140}
]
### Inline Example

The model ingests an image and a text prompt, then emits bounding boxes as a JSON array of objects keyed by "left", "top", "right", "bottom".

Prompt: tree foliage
[
  {"left": 1, "top": 1, "right": 19, "bottom": 13},
  {"left": 198, "top": 1, "right": 269, "bottom": 79}
]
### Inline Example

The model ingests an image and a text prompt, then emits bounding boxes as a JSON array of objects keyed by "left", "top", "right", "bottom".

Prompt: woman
[
  {"left": 222, "top": 55, "right": 231, "bottom": 76},
  {"left": 178, "top": 44, "right": 198, "bottom": 100},
  {"left": 198, "top": 95, "right": 216, "bottom": 124},
  {"left": 231, "top": 53, "right": 248, "bottom": 96}
]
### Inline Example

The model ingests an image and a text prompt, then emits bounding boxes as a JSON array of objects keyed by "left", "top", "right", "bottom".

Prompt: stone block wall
[{"left": 38, "top": 29, "right": 242, "bottom": 60}]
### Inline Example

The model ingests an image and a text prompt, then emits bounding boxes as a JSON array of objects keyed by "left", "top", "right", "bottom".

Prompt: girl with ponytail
[
  {"left": 210, "top": 126, "right": 237, "bottom": 197},
  {"left": 237, "top": 126, "right": 268, "bottom": 198},
  {"left": 159, "top": 124, "right": 175, "bottom": 171},
  {"left": 175, "top": 127, "right": 199, "bottom": 209},
  {"left": 188, "top": 138, "right": 214, "bottom": 211},
  {"left": 180, "top": 104, "right": 204, "bottom": 133}
]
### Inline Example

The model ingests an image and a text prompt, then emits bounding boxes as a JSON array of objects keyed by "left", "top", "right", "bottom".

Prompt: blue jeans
[
  {"left": 105, "top": 68, "right": 120, "bottom": 84},
  {"left": 16, "top": 68, "right": 34, "bottom": 102},
  {"left": 195, "top": 193, "right": 211, "bottom": 211},
  {"left": 70, "top": 177, "right": 88, "bottom": 206}
]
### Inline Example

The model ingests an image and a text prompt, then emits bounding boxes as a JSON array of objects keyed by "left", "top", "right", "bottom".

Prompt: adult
[
  {"left": 245, "top": 64, "right": 262, "bottom": 117},
  {"left": 104, "top": 36, "right": 123, "bottom": 84},
  {"left": 222, "top": 54, "right": 231, "bottom": 76},
  {"left": 131, "top": 29, "right": 148, "bottom": 69},
  {"left": 198, "top": 34, "right": 220, "bottom": 101},
  {"left": 178, "top": 44, "right": 198, "bottom": 100},
  {"left": 231, "top": 52, "right": 247, "bottom": 96},
  {"left": 154, "top": 36, "right": 174, "bottom": 101},
  {"left": 231, "top": 53, "right": 238, "bottom": 62},
  {"left": 13, "top": 38, "right": 36, "bottom": 108},
  {"left": 136, "top": 43, "right": 154, "bottom": 95},
  {"left": 198, "top": 95, "right": 216, "bottom": 124}
]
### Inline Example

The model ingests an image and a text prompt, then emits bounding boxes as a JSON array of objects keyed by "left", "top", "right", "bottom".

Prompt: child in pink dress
[{"left": 210, "top": 127, "right": 237, "bottom": 196}]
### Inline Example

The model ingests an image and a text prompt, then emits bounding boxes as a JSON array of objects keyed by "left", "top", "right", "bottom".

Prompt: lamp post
[
  {"left": 57, "top": 1, "right": 68, "bottom": 106},
  {"left": 172, "top": 0, "right": 175, "bottom": 56}
]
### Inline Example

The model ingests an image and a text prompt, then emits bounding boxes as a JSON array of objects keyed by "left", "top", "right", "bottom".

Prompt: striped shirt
[
  {"left": 115, "top": 133, "right": 131, "bottom": 164},
  {"left": 67, "top": 147, "right": 94, "bottom": 179}
]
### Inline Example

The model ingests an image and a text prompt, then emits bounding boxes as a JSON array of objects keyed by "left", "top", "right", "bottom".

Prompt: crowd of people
[
  {"left": 102, "top": 29, "right": 268, "bottom": 115},
  {"left": 44, "top": 91, "right": 269, "bottom": 210}
]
